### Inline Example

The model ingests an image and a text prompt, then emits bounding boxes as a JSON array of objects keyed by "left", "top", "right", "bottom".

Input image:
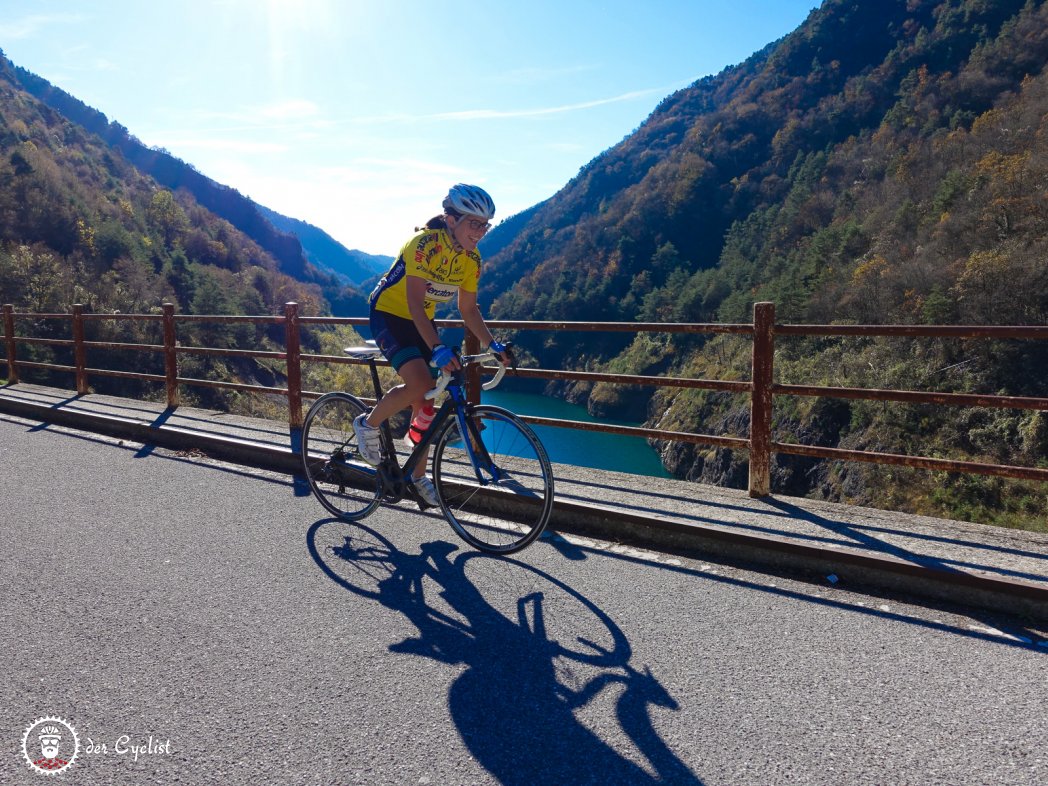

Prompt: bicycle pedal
[{"left": 405, "top": 483, "right": 438, "bottom": 511}]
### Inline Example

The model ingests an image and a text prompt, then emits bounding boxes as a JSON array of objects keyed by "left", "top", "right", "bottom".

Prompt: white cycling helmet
[{"left": 443, "top": 184, "right": 496, "bottom": 220}]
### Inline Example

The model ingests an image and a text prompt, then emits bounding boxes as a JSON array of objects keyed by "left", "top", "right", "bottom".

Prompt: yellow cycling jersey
[{"left": 369, "top": 228, "right": 481, "bottom": 320}]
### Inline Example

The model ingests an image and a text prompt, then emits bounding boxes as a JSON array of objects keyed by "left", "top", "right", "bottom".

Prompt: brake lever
[{"left": 503, "top": 342, "right": 518, "bottom": 371}]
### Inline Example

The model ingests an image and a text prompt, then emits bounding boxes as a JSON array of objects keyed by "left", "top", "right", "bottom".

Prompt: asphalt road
[{"left": 2, "top": 413, "right": 1045, "bottom": 786}]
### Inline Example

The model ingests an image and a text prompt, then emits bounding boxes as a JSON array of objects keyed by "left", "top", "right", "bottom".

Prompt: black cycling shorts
[{"left": 370, "top": 309, "right": 434, "bottom": 372}]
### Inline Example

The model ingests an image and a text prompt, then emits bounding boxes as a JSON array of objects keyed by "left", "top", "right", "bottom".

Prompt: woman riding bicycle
[{"left": 353, "top": 183, "right": 511, "bottom": 507}]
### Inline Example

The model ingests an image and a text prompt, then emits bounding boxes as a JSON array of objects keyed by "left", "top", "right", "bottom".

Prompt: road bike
[{"left": 301, "top": 343, "right": 554, "bottom": 554}]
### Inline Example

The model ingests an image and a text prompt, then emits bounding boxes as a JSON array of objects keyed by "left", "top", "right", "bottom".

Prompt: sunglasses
[{"left": 456, "top": 217, "right": 491, "bottom": 233}]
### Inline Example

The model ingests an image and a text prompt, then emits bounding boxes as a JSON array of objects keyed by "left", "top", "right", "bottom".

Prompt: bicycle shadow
[{"left": 306, "top": 520, "right": 703, "bottom": 785}]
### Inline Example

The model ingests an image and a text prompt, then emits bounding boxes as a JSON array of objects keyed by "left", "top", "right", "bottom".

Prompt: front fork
[{"left": 454, "top": 405, "right": 502, "bottom": 485}]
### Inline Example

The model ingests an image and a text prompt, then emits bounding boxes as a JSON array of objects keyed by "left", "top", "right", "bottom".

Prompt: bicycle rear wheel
[
  {"left": 301, "top": 392, "right": 382, "bottom": 520},
  {"left": 432, "top": 405, "right": 554, "bottom": 554}
]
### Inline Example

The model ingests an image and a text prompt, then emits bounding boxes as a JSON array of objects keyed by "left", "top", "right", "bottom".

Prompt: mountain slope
[
  {"left": 0, "top": 47, "right": 354, "bottom": 413},
  {"left": 482, "top": 0, "right": 1048, "bottom": 528},
  {"left": 4, "top": 54, "right": 382, "bottom": 295},
  {"left": 1, "top": 50, "right": 377, "bottom": 319},
  {"left": 487, "top": 0, "right": 1045, "bottom": 329}
]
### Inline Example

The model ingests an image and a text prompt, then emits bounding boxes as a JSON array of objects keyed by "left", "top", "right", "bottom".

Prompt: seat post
[{"left": 367, "top": 358, "right": 384, "bottom": 400}]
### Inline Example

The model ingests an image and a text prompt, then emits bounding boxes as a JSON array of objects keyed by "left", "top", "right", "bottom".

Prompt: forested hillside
[
  {"left": 2, "top": 52, "right": 371, "bottom": 311},
  {"left": 482, "top": 0, "right": 1048, "bottom": 528},
  {"left": 0, "top": 56, "right": 320, "bottom": 312},
  {"left": 0, "top": 50, "right": 370, "bottom": 409}
]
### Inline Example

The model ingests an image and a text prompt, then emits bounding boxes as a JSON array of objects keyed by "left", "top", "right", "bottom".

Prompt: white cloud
[
  {"left": 148, "top": 86, "right": 672, "bottom": 141},
  {"left": 160, "top": 138, "right": 289, "bottom": 155},
  {"left": 145, "top": 101, "right": 331, "bottom": 138},
  {"left": 489, "top": 64, "right": 598, "bottom": 85},
  {"left": 0, "top": 13, "right": 85, "bottom": 39},
  {"left": 257, "top": 99, "right": 322, "bottom": 120},
  {"left": 383, "top": 88, "right": 672, "bottom": 123}
]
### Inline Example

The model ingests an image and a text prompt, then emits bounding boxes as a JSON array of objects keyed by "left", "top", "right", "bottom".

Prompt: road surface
[{"left": 1, "top": 413, "right": 1044, "bottom": 785}]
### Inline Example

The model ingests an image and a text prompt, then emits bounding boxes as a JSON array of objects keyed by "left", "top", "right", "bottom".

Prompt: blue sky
[{"left": 1, "top": 0, "right": 819, "bottom": 256}]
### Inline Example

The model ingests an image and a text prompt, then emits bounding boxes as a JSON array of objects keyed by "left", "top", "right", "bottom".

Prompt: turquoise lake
[{"left": 480, "top": 390, "right": 671, "bottom": 478}]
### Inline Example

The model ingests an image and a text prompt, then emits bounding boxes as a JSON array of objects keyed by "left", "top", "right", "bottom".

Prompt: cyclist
[{"left": 353, "top": 183, "right": 511, "bottom": 507}]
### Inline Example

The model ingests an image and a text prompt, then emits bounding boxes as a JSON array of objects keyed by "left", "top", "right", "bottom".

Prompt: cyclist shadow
[{"left": 306, "top": 520, "right": 703, "bottom": 786}]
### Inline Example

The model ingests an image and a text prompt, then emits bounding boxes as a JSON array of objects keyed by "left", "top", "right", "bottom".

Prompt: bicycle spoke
[
  {"left": 302, "top": 393, "right": 382, "bottom": 520},
  {"left": 433, "top": 406, "right": 554, "bottom": 554}
]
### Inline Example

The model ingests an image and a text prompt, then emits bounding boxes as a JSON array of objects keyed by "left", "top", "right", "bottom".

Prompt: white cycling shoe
[
  {"left": 352, "top": 413, "right": 382, "bottom": 466},
  {"left": 410, "top": 474, "right": 440, "bottom": 508}
]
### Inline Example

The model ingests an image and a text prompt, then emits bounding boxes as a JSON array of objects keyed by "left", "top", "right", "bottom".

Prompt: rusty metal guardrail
[{"left": 3, "top": 301, "right": 1047, "bottom": 496}]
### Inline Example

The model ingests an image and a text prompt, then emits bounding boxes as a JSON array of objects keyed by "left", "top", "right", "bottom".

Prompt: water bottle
[{"left": 406, "top": 403, "right": 436, "bottom": 446}]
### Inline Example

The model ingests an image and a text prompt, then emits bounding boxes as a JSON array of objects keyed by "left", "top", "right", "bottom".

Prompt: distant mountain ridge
[{"left": 254, "top": 205, "right": 390, "bottom": 285}]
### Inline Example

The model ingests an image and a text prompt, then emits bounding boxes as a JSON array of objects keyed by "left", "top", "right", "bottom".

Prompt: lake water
[{"left": 481, "top": 390, "right": 671, "bottom": 478}]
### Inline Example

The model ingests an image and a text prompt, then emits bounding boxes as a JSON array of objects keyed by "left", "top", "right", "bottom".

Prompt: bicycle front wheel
[
  {"left": 432, "top": 405, "right": 554, "bottom": 554},
  {"left": 301, "top": 392, "right": 382, "bottom": 521}
]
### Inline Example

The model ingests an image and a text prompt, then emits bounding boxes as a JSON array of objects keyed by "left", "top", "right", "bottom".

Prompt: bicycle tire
[
  {"left": 431, "top": 405, "right": 554, "bottom": 554},
  {"left": 301, "top": 392, "right": 382, "bottom": 520}
]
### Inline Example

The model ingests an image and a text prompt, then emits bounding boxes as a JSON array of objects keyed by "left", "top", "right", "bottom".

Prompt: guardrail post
[
  {"left": 72, "top": 304, "right": 87, "bottom": 395},
  {"left": 464, "top": 328, "right": 482, "bottom": 405},
  {"left": 748, "top": 301, "right": 775, "bottom": 497},
  {"left": 162, "top": 303, "right": 179, "bottom": 407},
  {"left": 284, "top": 302, "right": 303, "bottom": 428},
  {"left": 3, "top": 304, "right": 17, "bottom": 383}
]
